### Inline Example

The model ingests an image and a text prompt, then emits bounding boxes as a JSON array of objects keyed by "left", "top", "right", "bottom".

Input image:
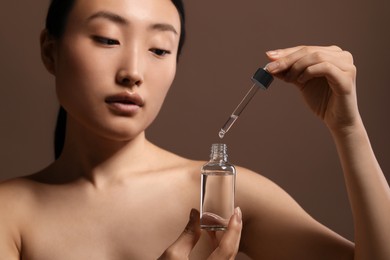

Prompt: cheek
[
  {"left": 145, "top": 61, "right": 176, "bottom": 120},
  {"left": 150, "top": 62, "right": 176, "bottom": 103},
  {"left": 56, "top": 42, "right": 109, "bottom": 84},
  {"left": 54, "top": 41, "right": 114, "bottom": 105}
]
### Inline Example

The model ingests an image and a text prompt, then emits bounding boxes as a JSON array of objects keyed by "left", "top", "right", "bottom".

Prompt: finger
[
  {"left": 296, "top": 62, "right": 356, "bottom": 94},
  {"left": 265, "top": 46, "right": 347, "bottom": 74},
  {"left": 266, "top": 45, "right": 342, "bottom": 60},
  {"left": 282, "top": 50, "right": 355, "bottom": 83},
  {"left": 158, "top": 209, "right": 201, "bottom": 260},
  {"left": 208, "top": 207, "right": 243, "bottom": 260},
  {"left": 206, "top": 230, "right": 219, "bottom": 248},
  {"left": 266, "top": 45, "right": 305, "bottom": 61}
]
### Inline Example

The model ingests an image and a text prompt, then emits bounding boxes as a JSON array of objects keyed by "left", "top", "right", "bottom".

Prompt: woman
[{"left": 0, "top": 0, "right": 389, "bottom": 259}]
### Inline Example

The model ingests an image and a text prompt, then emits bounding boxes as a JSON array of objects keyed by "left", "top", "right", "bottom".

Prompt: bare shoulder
[
  {"left": 0, "top": 177, "right": 41, "bottom": 259},
  {"left": 234, "top": 166, "right": 354, "bottom": 259},
  {"left": 0, "top": 177, "right": 40, "bottom": 205},
  {"left": 235, "top": 166, "right": 303, "bottom": 215},
  {"left": 0, "top": 177, "right": 42, "bottom": 220}
]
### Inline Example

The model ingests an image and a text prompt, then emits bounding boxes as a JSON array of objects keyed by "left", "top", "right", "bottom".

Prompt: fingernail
[
  {"left": 235, "top": 207, "right": 242, "bottom": 223},
  {"left": 266, "top": 50, "right": 279, "bottom": 57},
  {"left": 265, "top": 61, "right": 279, "bottom": 73},
  {"left": 186, "top": 209, "right": 198, "bottom": 231},
  {"left": 185, "top": 209, "right": 198, "bottom": 234},
  {"left": 190, "top": 208, "right": 198, "bottom": 221}
]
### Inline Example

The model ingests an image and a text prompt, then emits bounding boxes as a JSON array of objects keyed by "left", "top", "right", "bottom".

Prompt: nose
[
  {"left": 116, "top": 69, "right": 143, "bottom": 87},
  {"left": 115, "top": 49, "right": 144, "bottom": 87}
]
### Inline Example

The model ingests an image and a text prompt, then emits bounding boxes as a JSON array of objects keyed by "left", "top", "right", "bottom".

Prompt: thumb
[{"left": 158, "top": 209, "right": 201, "bottom": 259}]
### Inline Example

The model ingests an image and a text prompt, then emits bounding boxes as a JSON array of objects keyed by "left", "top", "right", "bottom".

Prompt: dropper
[{"left": 218, "top": 67, "right": 274, "bottom": 139}]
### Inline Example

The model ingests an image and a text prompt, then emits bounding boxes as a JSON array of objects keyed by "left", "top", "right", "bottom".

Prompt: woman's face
[{"left": 49, "top": 0, "right": 181, "bottom": 141}]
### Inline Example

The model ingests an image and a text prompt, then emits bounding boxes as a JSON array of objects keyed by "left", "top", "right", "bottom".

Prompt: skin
[{"left": 0, "top": 0, "right": 389, "bottom": 259}]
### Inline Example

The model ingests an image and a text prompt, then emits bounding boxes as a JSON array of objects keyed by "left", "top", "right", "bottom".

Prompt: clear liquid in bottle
[{"left": 200, "top": 144, "right": 236, "bottom": 231}]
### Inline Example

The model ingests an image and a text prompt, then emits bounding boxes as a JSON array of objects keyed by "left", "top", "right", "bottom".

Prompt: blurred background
[{"left": 1, "top": 0, "right": 389, "bottom": 258}]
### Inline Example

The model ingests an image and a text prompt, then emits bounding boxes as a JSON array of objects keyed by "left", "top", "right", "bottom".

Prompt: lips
[{"left": 105, "top": 91, "right": 145, "bottom": 115}]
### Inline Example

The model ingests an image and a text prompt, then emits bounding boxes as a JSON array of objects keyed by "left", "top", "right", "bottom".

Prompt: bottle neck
[{"left": 210, "top": 143, "right": 228, "bottom": 162}]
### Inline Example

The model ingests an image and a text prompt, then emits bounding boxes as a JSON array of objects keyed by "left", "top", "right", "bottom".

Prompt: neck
[{"left": 53, "top": 117, "right": 153, "bottom": 186}]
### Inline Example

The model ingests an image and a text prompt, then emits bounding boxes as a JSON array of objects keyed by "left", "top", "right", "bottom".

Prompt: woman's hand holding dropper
[
  {"left": 265, "top": 45, "right": 359, "bottom": 134},
  {"left": 265, "top": 45, "right": 390, "bottom": 260}
]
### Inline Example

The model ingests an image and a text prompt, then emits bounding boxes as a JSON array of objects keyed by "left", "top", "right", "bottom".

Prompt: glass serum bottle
[{"left": 200, "top": 143, "right": 236, "bottom": 230}]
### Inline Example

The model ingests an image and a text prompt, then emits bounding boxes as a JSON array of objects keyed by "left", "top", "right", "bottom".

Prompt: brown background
[{"left": 1, "top": 0, "right": 389, "bottom": 255}]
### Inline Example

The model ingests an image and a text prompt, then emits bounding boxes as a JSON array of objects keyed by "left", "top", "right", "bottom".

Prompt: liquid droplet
[{"left": 218, "top": 130, "right": 225, "bottom": 139}]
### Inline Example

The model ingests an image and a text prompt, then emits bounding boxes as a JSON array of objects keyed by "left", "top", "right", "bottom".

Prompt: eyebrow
[
  {"left": 87, "top": 11, "right": 178, "bottom": 35},
  {"left": 87, "top": 11, "right": 128, "bottom": 25},
  {"left": 150, "top": 23, "right": 178, "bottom": 35}
]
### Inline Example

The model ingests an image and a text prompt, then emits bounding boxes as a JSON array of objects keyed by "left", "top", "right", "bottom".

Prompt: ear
[{"left": 40, "top": 29, "right": 57, "bottom": 75}]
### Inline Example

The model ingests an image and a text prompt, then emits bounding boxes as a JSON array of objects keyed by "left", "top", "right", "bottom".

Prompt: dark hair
[{"left": 46, "top": 0, "right": 186, "bottom": 159}]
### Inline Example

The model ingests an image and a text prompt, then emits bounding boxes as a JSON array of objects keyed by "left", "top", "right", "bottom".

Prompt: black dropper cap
[{"left": 251, "top": 68, "right": 274, "bottom": 90}]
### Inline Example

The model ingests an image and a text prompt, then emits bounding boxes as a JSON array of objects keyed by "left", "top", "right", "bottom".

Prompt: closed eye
[
  {"left": 92, "top": 36, "right": 120, "bottom": 46},
  {"left": 150, "top": 48, "right": 171, "bottom": 57}
]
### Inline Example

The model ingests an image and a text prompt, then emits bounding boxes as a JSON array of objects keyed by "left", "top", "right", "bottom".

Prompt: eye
[
  {"left": 92, "top": 36, "right": 120, "bottom": 46},
  {"left": 150, "top": 48, "right": 171, "bottom": 57}
]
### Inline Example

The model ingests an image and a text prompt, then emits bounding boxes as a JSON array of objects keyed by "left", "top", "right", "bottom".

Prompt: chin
[{"left": 102, "top": 129, "right": 146, "bottom": 143}]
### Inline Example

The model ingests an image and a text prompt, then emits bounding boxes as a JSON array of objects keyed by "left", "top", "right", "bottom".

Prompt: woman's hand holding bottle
[{"left": 158, "top": 208, "right": 242, "bottom": 260}]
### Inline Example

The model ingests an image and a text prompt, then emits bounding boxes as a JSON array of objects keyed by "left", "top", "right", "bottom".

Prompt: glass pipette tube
[
  {"left": 218, "top": 83, "right": 259, "bottom": 138},
  {"left": 218, "top": 67, "right": 273, "bottom": 139}
]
